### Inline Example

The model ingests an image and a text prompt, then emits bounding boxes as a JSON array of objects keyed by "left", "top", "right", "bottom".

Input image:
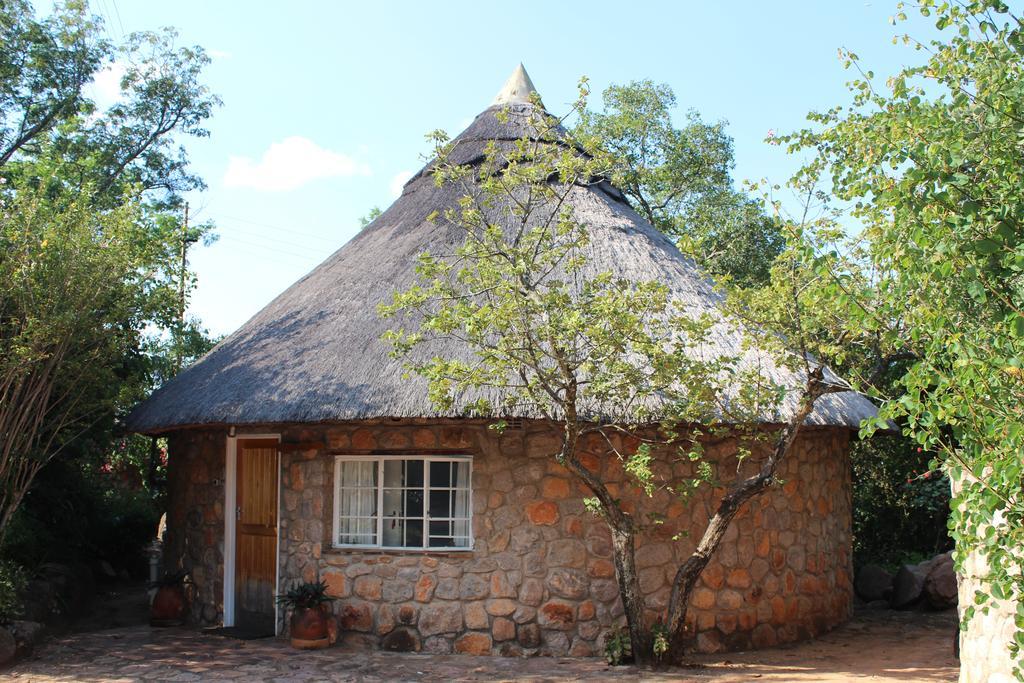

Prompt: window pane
[
  {"left": 405, "top": 489, "right": 424, "bottom": 516},
  {"left": 429, "top": 490, "right": 451, "bottom": 518},
  {"left": 452, "top": 461, "right": 469, "bottom": 487},
  {"left": 406, "top": 460, "right": 424, "bottom": 487},
  {"left": 452, "top": 487, "right": 469, "bottom": 519},
  {"left": 383, "top": 489, "right": 405, "bottom": 518},
  {"left": 429, "top": 535, "right": 455, "bottom": 548},
  {"left": 405, "top": 519, "right": 424, "bottom": 547},
  {"left": 338, "top": 486, "right": 376, "bottom": 518},
  {"left": 430, "top": 461, "right": 450, "bottom": 487},
  {"left": 429, "top": 520, "right": 450, "bottom": 537},
  {"left": 453, "top": 518, "right": 470, "bottom": 538},
  {"left": 340, "top": 460, "right": 376, "bottom": 487},
  {"left": 338, "top": 516, "right": 376, "bottom": 545},
  {"left": 383, "top": 460, "right": 403, "bottom": 488},
  {"left": 382, "top": 517, "right": 404, "bottom": 547}
]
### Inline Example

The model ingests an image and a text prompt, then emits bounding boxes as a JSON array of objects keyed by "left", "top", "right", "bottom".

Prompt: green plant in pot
[
  {"left": 150, "top": 570, "right": 189, "bottom": 627},
  {"left": 276, "top": 580, "right": 335, "bottom": 649}
]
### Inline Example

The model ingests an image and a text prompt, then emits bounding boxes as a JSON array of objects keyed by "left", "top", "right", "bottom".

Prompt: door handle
[{"left": 236, "top": 506, "right": 242, "bottom": 521}]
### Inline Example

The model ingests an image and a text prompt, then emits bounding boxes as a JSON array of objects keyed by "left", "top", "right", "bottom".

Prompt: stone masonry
[{"left": 166, "top": 420, "right": 853, "bottom": 657}]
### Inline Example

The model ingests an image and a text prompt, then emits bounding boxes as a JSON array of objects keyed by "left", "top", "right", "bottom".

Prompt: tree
[
  {"left": 773, "top": 0, "right": 1024, "bottom": 676},
  {"left": 381, "top": 90, "right": 846, "bottom": 663},
  {"left": 578, "top": 81, "right": 784, "bottom": 288},
  {"left": 0, "top": 0, "right": 218, "bottom": 544}
]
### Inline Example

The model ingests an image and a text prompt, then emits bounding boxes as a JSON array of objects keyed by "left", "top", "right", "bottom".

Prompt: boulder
[
  {"left": 890, "top": 563, "right": 927, "bottom": 609},
  {"left": 923, "top": 552, "right": 958, "bottom": 610},
  {"left": 9, "top": 621, "right": 43, "bottom": 658},
  {"left": 854, "top": 564, "right": 893, "bottom": 602},
  {"left": 0, "top": 628, "right": 15, "bottom": 665}
]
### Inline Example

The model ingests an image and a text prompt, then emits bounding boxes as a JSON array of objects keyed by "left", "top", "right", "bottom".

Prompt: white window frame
[{"left": 332, "top": 454, "right": 473, "bottom": 551}]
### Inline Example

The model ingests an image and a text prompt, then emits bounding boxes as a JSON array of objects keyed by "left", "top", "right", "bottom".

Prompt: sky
[{"left": 83, "top": 1, "right": 940, "bottom": 337}]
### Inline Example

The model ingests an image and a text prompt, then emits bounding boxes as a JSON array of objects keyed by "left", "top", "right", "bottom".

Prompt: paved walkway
[{"left": 2, "top": 609, "right": 959, "bottom": 682}]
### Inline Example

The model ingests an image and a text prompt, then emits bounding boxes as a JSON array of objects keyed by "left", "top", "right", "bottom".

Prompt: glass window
[{"left": 334, "top": 456, "right": 472, "bottom": 550}]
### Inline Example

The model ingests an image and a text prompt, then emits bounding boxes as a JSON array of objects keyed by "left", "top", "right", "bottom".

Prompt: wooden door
[{"left": 235, "top": 438, "right": 278, "bottom": 633}]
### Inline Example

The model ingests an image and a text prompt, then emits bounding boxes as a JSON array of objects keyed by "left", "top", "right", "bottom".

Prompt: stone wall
[
  {"left": 164, "top": 430, "right": 227, "bottom": 624},
  {"left": 167, "top": 420, "right": 853, "bottom": 656},
  {"left": 954, "top": 471, "right": 1022, "bottom": 683}
]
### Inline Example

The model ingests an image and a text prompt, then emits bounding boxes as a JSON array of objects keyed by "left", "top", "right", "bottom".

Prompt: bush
[
  {"left": 851, "top": 433, "right": 952, "bottom": 569},
  {"left": 0, "top": 560, "right": 27, "bottom": 623},
  {"left": 3, "top": 458, "right": 160, "bottom": 577}
]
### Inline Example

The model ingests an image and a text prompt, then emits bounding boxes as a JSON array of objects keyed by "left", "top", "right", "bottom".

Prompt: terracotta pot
[
  {"left": 150, "top": 584, "right": 187, "bottom": 627},
  {"left": 290, "top": 604, "right": 331, "bottom": 649}
]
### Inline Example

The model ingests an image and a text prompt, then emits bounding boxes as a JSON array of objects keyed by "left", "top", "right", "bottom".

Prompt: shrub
[
  {"left": 851, "top": 433, "right": 951, "bottom": 569},
  {"left": 0, "top": 560, "right": 27, "bottom": 623}
]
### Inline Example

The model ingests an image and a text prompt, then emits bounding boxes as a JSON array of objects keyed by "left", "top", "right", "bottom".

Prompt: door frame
[{"left": 224, "top": 433, "right": 281, "bottom": 631}]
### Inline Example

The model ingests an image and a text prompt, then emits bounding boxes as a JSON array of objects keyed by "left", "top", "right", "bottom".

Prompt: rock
[
  {"left": 382, "top": 628, "right": 420, "bottom": 652},
  {"left": 923, "top": 552, "right": 957, "bottom": 610},
  {"left": 890, "top": 564, "right": 926, "bottom": 609},
  {"left": 9, "top": 621, "right": 43, "bottom": 654},
  {"left": 854, "top": 564, "right": 893, "bottom": 602},
  {"left": 0, "top": 628, "right": 15, "bottom": 665}
]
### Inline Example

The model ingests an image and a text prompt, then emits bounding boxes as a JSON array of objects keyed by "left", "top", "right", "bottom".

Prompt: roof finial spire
[{"left": 491, "top": 63, "right": 542, "bottom": 107}]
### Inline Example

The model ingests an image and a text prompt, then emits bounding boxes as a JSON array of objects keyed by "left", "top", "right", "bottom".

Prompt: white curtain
[
  {"left": 451, "top": 461, "right": 470, "bottom": 545},
  {"left": 337, "top": 460, "right": 377, "bottom": 544}
]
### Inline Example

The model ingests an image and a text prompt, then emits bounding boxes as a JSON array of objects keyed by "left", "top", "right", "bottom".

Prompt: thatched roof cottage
[{"left": 129, "top": 66, "right": 877, "bottom": 656}]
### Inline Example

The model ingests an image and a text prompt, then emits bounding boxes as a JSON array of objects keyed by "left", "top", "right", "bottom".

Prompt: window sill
[{"left": 322, "top": 543, "right": 475, "bottom": 556}]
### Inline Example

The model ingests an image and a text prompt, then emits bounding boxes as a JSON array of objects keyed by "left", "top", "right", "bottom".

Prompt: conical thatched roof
[{"left": 127, "top": 67, "right": 877, "bottom": 435}]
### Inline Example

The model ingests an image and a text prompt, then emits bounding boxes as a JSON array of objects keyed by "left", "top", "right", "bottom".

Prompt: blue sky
[{"left": 88, "top": 1, "right": 938, "bottom": 337}]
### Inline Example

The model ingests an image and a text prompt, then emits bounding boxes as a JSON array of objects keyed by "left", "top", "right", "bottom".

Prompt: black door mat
[{"left": 203, "top": 625, "right": 275, "bottom": 640}]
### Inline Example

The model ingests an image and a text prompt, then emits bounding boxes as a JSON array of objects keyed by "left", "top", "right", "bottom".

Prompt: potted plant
[
  {"left": 276, "top": 580, "right": 335, "bottom": 649},
  {"left": 150, "top": 570, "right": 188, "bottom": 626}
]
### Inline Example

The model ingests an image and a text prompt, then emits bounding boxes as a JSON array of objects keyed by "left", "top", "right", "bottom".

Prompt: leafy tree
[
  {"left": 772, "top": 0, "right": 1024, "bottom": 675},
  {"left": 359, "top": 206, "right": 382, "bottom": 229},
  {"left": 0, "top": 0, "right": 217, "bottom": 544},
  {"left": 578, "top": 81, "right": 784, "bottom": 288},
  {"left": 382, "top": 89, "right": 847, "bottom": 663}
]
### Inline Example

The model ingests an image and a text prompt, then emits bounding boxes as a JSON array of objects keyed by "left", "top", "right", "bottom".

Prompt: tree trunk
[{"left": 610, "top": 525, "right": 652, "bottom": 664}]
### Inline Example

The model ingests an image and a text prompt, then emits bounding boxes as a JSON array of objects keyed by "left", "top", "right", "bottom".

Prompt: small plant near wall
[
  {"left": 276, "top": 580, "right": 335, "bottom": 649},
  {"left": 604, "top": 626, "right": 633, "bottom": 665}
]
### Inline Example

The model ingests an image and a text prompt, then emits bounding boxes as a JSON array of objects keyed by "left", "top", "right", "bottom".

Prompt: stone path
[{"left": 2, "top": 608, "right": 959, "bottom": 682}]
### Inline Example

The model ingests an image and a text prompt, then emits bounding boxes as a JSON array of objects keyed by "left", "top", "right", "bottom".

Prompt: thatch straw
[{"left": 127, "top": 102, "right": 877, "bottom": 434}]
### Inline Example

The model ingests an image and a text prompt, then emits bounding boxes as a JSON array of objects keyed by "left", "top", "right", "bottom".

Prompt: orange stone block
[
  {"left": 412, "top": 428, "right": 436, "bottom": 449},
  {"left": 578, "top": 600, "right": 596, "bottom": 621},
  {"left": 691, "top": 587, "right": 716, "bottom": 610},
  {"left": 755, "top": 531, "right": 771, "bottom": 558},
  {"left": 702, "top": 563, "right": 725, "bottom": 590},
  {"left": 415, "top": 574, "right": 436, "bottom": 602},
  {"left": 587, "top": 559, "right": 616, "bottom": 578},
  {"left": 526, "top": 500, "right": 559, "bottom": 525},
  {"left": 578, "top": 451, "right": 600, "bottom": 473},
  {"left": 323, "top": 572, "right": 347, "bottom": 598},
  {"left": 726, "top": 568, "right": 752, "bottom": 589},
  {"left": 770, "top": 596, "right": 786, "bottom": 625},
  {"left": 565, "top": 517, "right": 583, "bottom": 537},
  {"left": 351, "top": 428, "right": 375, "bottom": 450},
  {"left": 541, "top": 477, "right": 571, "bottom": 499},
  {"left": 454, "top": 632, "right": 492, "bottom": 655}
]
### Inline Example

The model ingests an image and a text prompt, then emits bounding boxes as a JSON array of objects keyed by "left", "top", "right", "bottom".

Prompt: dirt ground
[{"left": 2, "top": 606, "right": 959, "bottom": 682}]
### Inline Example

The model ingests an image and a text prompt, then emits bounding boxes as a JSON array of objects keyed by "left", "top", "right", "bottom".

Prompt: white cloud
[
  {"left": 223, "top": 136, "right": 371, "bottom": 192},
  {"left": 389, "top": 170, "right": 414, "bottom": 198}
]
